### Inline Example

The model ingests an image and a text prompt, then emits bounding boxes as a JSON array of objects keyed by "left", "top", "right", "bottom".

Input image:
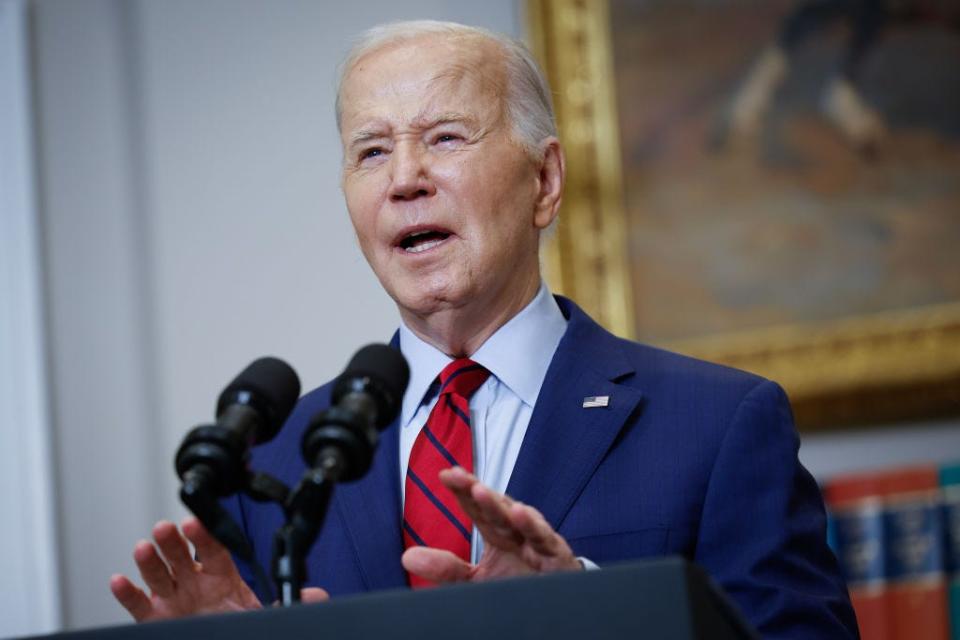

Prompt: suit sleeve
[{"left": 694, "top": 380, "right": 860, "bottom": 639}]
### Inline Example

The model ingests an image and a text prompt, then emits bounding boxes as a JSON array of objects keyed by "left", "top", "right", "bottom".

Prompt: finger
[
  {"left": 440, "top": 468, "right": 518, "bottom": 544},
  {"left": 438, "top": 467, "right": 480, "bottom": 518},
  {"left": 270, "top": 587, "right": 330, "bottom": 608},
  {"left": 301, "top": 587, "right": 330, "bottom": 603},
  {"left": 438, "top": 466, "right": 476, "bottom": 492},
  {"left": 469, "top": 482, "right": 524, "bottom": 549},
  {"left": 132, "top": 539, "right": 176, "bottom": 597},
  {"left": 508, "top": 502, "right": 563, "bottom": 557},
  {"left": 181, "top": 517, "right": 235, "bottom": 577},
  {"left": 153, "top": 520, "right": 196, "bottom": 577},
  {"left": 109, "top": 574, "right": 153, "bottom": 622},
  {"left": 438, "top": 467, "right": 486, "bottom": 523},
  {"left": 440, "top": 469, "right": 523, "bottom": 550},
  {"left": 402, "top": 546, "right": 473, "bottom": 584},
  {"left": 508, "top": 504, "right": 580, "bottom": 571}
]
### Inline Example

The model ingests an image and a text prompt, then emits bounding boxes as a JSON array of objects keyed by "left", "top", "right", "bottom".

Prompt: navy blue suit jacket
[{"left": 223, "top": 296, "right": 858, "bottom": 638}]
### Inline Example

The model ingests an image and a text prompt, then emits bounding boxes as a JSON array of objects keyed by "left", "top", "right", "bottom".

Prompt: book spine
[
  {"left": 941, "top": 464, "right": 960, "bottom": 640},
  {"left": 832, "top": 496, "right": 889, "bottom": 640},
  {"left": 883, "top": 468, "right": 948, "bottom": 640},
  {"left": 827, "top": 473, "right": 889, "bottom": 640}
]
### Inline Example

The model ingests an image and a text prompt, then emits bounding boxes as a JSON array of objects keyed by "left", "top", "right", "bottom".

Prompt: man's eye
[
  {"left": 360, "top": 147, "right": 383, "bottom": 161},
  {"left": 434, "top": 133, "right": 460, "bottom": 144}
]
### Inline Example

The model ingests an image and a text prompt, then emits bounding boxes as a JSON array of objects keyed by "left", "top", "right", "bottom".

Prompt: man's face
[{"left": 339, "top": 36, "right": 547, "bottom": 322}]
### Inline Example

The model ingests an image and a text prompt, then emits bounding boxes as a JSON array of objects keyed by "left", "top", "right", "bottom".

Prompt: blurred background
[{"left": 0, "top": 0, "right": 957, "bottom": 636}]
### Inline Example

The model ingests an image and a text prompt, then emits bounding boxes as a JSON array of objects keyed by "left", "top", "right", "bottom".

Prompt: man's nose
[{"left": 389, "top": 143, "right": 436, "bottom": 201}]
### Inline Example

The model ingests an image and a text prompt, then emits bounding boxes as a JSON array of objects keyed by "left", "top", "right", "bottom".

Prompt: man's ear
[{"left": 532, "top": 138, "right": 565, "bottom": 229}]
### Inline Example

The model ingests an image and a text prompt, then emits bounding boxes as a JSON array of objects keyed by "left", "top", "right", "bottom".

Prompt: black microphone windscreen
[
  {"left": 335, "top": 344, "right": 410, "bottom": 428},
  {"left": 217, "top": 357, "right": 301, "bottom": 442},
  {"left": 342, "top": 344, "right": 410, "bottom": 398}
]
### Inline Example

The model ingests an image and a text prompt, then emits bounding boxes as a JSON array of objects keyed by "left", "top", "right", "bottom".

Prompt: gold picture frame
[{"left": 527, "top": 0, "right": 960, "bottom": 429}]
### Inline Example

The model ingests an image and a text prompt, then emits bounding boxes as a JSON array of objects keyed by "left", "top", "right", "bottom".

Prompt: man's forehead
[
  {"left": 354, "top": 32, "right": 501, "bottom": 76},
  {"left": 340, "top": 35, "right": 506, "bottom": 124}
]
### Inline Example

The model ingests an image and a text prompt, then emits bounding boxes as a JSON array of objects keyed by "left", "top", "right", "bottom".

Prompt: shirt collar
[{"left": 398, "top": 282, "right": 567, "bottom": 427}]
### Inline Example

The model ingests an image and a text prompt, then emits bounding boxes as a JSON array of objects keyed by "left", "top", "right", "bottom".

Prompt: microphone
[
  {"left": 301, "top": 344, "right": 409, "bottom": 481},
  {"left": 274, "top": 345, "right": 408, "bottom": 605},
  {"left": 215, "top": 356, "right": 301, "bottom": 445},
  {"left": 175, "top": 357, "right": 301, "bottom": 497}
]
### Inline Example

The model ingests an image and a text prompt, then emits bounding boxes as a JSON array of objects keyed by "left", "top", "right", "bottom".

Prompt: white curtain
[{"left": 0, "top": 0, "right": 62, "bottom": 634}]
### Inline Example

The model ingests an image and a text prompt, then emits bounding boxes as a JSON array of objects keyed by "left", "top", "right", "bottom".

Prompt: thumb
[
  {"left": 301, "top": 587, "right": 330, "bottom": 603},
  {"left": 402, "top": 547, "right": 473, "bottom": 584}
]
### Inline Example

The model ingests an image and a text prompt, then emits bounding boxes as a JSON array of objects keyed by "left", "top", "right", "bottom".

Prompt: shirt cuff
[{"left": 577, "top": 556, "right": 599, "bottom": 571}]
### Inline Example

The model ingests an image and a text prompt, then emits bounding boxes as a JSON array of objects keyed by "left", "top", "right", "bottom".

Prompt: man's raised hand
[
  {"left": 401, "top": 467, "right": 581, "bottom": 584},
  {"left": 110, "top": 517, "right": 328, "bottom": 622}
]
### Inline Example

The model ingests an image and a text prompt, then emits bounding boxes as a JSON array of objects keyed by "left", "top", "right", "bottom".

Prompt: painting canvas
[
  {"left": 612, "top": 0, "right": 960, "bottom": 341},
  {"left": 529, "top": 0, "right": 960, "bottom": 427}
]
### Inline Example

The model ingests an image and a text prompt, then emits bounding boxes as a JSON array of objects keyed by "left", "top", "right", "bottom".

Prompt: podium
[{"left": 28, "top": 558, "right": 758, "bottom": 640}]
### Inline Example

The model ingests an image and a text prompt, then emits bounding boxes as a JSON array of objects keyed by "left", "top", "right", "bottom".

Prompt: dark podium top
[{"left": 25, "top": 557, "right": 758, "bottom": 640}]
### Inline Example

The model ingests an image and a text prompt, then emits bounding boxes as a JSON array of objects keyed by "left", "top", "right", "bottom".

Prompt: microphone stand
[
  {"left": 176, "top": 415, "right": 374, "bottom": 608},
  {"left": 176, "top": 421, "right": 299, "bottom": 604},
  {"left": 176, "top": 346, "right": 404, "bottom": 607},
  {"left": 178, "top": 463, "right": 284, "bottom": 604},
  {"left": 271, "top": 399, "right": 382, "bottom": 606},
  {"left": 273, "top": 449, "right": 345, "bottom": 605}
]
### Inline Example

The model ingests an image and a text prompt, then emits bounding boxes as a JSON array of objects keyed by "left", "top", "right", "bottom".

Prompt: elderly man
[{"left": 110, "top": 21, "right": 858, "bottom": 637}]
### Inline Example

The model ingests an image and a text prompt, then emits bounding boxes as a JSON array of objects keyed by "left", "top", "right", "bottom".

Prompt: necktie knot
[{"left": 438, "top": 358, "right": 490, "bottom": 399}]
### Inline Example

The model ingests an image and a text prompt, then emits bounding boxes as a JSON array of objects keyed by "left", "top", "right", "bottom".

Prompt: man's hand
[
  {"left": 402, "top": 467, "right": 581, "bottom": 584},
  {"left": 110, "top": 517, "right": 328, "bottom": 622}
]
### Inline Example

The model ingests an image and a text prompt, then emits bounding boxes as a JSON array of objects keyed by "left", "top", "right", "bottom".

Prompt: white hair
[{"left": 335, "top": 20, "right": 557, "bottom": 156}]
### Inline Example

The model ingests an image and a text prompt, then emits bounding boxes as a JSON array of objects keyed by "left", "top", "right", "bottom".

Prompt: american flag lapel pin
[{"left": 582, "top": 395, "right": 610, "bottom": 408}]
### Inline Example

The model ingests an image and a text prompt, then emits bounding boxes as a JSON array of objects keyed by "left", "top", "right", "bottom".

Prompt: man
[{"left": 110, "top": 21, "right": 858, "bottom": 637}]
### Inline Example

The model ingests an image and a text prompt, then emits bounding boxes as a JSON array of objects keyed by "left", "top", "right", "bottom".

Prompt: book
[
  {"left": 941, "top": 463, "right": 960, "bottom": 640},
  {"left": 826, "top": 465, "right": 950, "bottom": 640},
  {"left": 881, "top": 467, "right": 948, "bottom": 640},
  {"left": 826, "top": 471, "right": 890, "bottom": 640}
]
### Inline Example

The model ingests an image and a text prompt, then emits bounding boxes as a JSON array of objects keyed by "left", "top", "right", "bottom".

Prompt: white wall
[
  {"left": 31, "top": 0, "right": 174, "bottom": 632},
  {"left": 800, "top": 417, "right": 960, "bottom": 480},
  {"left": 0, "top": 0, "right": 61, "bottom": 635},
  {"left": 30, "top": 0, "right": 522, "bottom": 631}
]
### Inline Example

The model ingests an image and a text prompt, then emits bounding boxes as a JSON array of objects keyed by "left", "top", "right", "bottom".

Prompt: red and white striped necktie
[{"left": 402, "top": 358, "right": 490, "bottom": 588}]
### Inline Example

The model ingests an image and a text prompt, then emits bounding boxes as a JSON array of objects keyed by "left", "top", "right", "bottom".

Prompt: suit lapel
[{"left": 506, "top": 297, "right": 645, "bottom": 532}]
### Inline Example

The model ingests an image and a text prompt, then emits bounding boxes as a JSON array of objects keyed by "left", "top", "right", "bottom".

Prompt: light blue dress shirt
[{"left": 398, "top": 282, "right": 567, "bottom": 564}]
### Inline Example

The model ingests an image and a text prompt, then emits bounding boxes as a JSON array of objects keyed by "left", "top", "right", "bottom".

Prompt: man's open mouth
[{"left": 398, "top": 229, "right": 452, "bottom": 254}]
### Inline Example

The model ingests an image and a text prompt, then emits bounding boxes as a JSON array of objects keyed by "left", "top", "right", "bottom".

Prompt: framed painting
[{"left": 528, "top": 0, "right": 960, "bottom": 429}]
